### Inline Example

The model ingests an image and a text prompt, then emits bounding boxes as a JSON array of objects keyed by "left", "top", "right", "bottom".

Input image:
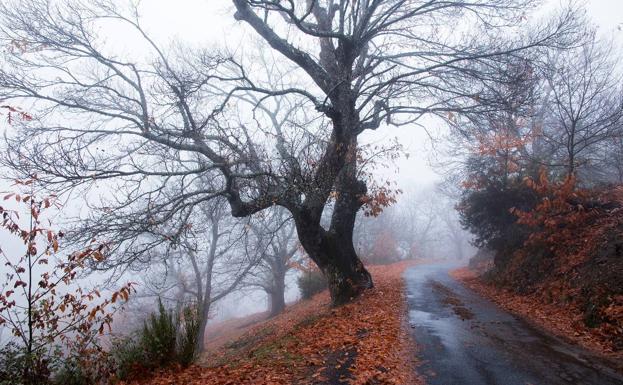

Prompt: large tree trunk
[
  {"left": 295, "top": 222, "right": 372, "bottom": 305},
  {"left": 322, "top": 232, "right": 373, "bottom": 305},
  {"left": 294, "top": 136, "right": 373, "bottom": 305},
  {"left": 324, "top": 155, "right": 373, "bottom": 304}
]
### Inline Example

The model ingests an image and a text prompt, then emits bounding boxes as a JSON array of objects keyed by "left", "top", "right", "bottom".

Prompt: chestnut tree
[{"left": 0, "top": 0, "right": 581, "bottom": 304}]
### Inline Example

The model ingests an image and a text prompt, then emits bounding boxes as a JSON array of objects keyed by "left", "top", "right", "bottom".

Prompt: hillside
[{"left": 120, "top": 261, "right": 421, "bottom": 385}]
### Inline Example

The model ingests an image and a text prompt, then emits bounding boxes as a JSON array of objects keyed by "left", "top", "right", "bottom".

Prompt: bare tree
[
  {"left": 355, "top": 184, "right": 473, "bottom": 261},
  {"left": 0, "top": 0, "right": 581, "bottom": 304},
  {"left": 433, "top": 191, "right": 474, "bottom": 260},
  {"left": 246, "top": 207, "right": 299, "bottom": 316},
  {"left": 598, "top": 135, "right": 623, "bottom": 183},
  {"left": 393, "top": 188, "right": 440, "bottom": 259},
  {"left": 354, "top": 206, "right": 400, "bottom": 263},
  {"left": 541, "top": 34, "right": 623, "bottom": 181},
  {"left": 136, "top": 199, "right": 258, "bottom": 352}
]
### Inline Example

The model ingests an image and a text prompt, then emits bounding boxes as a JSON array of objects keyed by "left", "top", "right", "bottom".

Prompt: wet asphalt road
[{"left": 404, "top": 263, "right": 623, "bottom": 385}]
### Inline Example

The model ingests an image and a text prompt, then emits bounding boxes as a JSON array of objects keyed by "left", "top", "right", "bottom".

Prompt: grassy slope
[{"left": 122, "top": 261, "right": 421, "bottom": 385}]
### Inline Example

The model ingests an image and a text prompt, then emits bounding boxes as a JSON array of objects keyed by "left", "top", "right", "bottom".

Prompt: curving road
[{"left": 404, "top": 263, "right": 623, "bottom": 385}]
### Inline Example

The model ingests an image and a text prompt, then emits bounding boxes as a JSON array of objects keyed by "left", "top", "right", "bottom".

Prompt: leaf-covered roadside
[
  {"left": 120, "top": 261, "right": 421, "bottom": 385},
  {"left": 459, "top": 169, "right": 623, "bottom": 364},
  {"left": 452, "top": 268, "right": 623, "bottom": 373}
]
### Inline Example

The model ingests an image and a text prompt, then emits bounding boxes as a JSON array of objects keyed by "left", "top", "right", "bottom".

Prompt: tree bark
[
  {"left": 268, "top": 286, "right": 286, "bottom": 316},
  {"left": 322, "top": 232, "right": 373, "bottom": 305},
  {"left": 293, "top": 139, "right": 373, "bottom": 305},
  {"left": 295, "top": 225, "right": 372, "bottom": 305},
  {"left": 195, "top": 301, "right": 210, "bottom": 353},
  {"left": 268, "top": 261, "right": 287, "bottom": 316}
]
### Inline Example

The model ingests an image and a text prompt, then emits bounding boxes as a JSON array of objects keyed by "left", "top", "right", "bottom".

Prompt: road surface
[{"left": 405, "top": 263, "right": 623, "bottom": 385}]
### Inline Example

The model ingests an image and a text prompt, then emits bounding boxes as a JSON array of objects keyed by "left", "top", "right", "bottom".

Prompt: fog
[{"left": 0, "top": 0, "right": 621, "bottom": 350}]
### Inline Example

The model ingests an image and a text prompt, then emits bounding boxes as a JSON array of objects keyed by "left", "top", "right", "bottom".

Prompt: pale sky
[
  {"left": 2, "top": 0, "right": 622, "bottom": 191},
  {"left": 125, "top": 0, "right": 623, "bottom": 187}
]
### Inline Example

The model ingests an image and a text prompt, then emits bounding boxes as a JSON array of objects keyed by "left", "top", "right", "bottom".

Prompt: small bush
[
  {"left": 1, "top": 340, "right": 114, "bottom": 385},
  {"left": 0, "top": 343, "right": 23, "bottom": 385},
  {"left": 141, "top": 299, "right": 178, "bottom": 368},
  {"left": 177, "top": 305, "right": 201, "bottom": 367},
  {"left": 111, "top": 300, "right": 201, "bottom": 380},
  {"left": 110, "top": 336, "right": 145, "bottom": 381},
  {"left": 53, "top": 357, "right": 91, "bottom": 385},
  {"left": 0, "top": 343, "right": 51, "bottom": 385},
  {"left": 297, "top": 270, "right": 327, "bottom": 299}
]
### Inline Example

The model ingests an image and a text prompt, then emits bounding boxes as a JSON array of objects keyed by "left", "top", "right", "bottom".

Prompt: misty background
[{"left": 0, "top": 0, "right": 621, "bottom": 337}]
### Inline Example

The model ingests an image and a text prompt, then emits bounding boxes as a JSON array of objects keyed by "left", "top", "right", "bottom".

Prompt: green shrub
[
  {"left": 0, "top": 343, "right": 51, "bottom": 385},
  {"left": 1, "top": 300, "right": 202, "bottom": 384},
  {"left": 1, "top": 340, "right": 114, "bottom": 385},
  {"left": 0, "top": 343, "right": 28, "bottom": 385},
  {"left": 111, "top": 299, "right": 202, "bottom": 380},
  {"left": 110, "top": 336, "right": 145, "bottom": 381},
  {"left": 0, "top": 343, "right": 22, "bottom": 385},
  {"left": 297, "top": 270, "right": 327, "bottom": 299},
  {"left": 176, "top": 305, "right": 201, "bottom": 367},
  {"left": 141, "top": 298, "right": 178, "bottom": 368},
  {"left": 53, "top": 357, "right": 90, "bottom": 385}
]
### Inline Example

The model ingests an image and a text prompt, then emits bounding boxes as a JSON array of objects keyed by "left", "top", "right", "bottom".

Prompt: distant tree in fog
[
  {"left": 153, "top": 200, "right": 257, "bottom": 351},
  {"left": 122, "top": 197, "right": 257, "bottom": 352},
  {"left": 444, "top": 29, "right": 623, "bottom": 188},
  {"left": 540, "top": 34, "right": 623, "bottom": 182},
  {"left": 355, "top": 186, "right": 473, "bottom": 261},
  {"left": 246, "top": 207, "right": 299, "bottom": 316}
]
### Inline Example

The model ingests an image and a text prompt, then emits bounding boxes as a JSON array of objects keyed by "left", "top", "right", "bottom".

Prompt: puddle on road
[
  {"left": 409, "top": 309, "right": 433, "bottom": 324},
  {"left": 430, "top": 281, "right": 475, "bottom": 321}
]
